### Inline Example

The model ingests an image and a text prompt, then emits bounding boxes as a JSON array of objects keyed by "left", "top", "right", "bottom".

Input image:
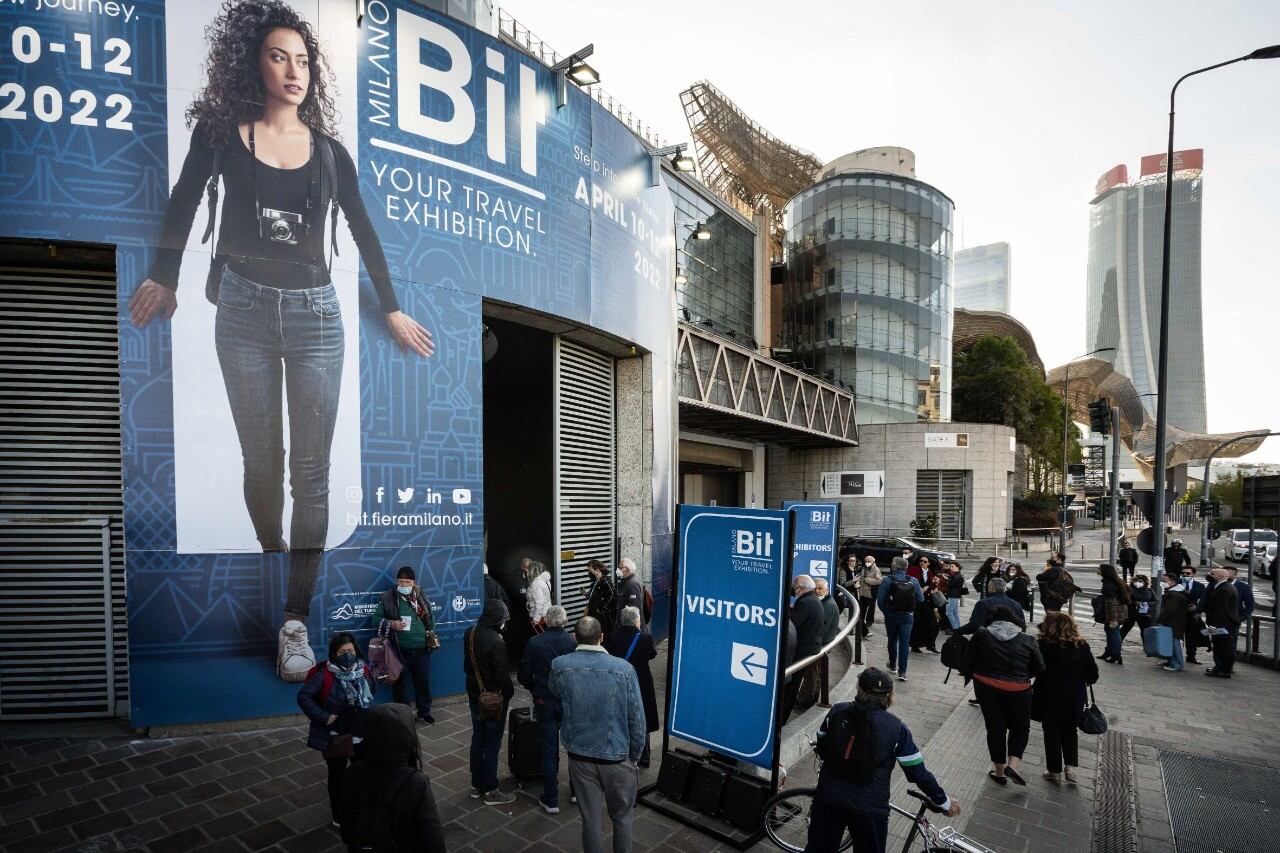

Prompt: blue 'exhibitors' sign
[
  {"left": 782, "top": 501, "right": 841, "bottom": 583},
  {"left": 668, "top": 505, "right": 792, "bottom": 769}
]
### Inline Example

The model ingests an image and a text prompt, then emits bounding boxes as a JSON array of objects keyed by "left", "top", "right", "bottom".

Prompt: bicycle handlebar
[{"left": 907, "top": 789, "right": 944, "bottom": 813}]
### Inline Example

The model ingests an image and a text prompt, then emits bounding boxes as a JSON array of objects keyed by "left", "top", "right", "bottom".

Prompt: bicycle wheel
[{"left": 761, "top": 787, "right": 853, "bottom": 852}]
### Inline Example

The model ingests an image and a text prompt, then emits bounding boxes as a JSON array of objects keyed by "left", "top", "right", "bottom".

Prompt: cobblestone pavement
[{"left": 3, "top": 573, "right": 1278, "bottom": 853}]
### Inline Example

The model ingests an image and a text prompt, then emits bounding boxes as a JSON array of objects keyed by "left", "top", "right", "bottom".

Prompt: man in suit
[
  {"left": 1179, "top": 566, "right": 1207, "bottom": 665},
  {"left": 1224, "top": 566, "right": 1256, "bottom": 657},
  {"left": 1202, "top": 568, "right": 1241, "bottom": 678},
  {"left": 783, "top": 574, "right": 826, "bottom": 720}
]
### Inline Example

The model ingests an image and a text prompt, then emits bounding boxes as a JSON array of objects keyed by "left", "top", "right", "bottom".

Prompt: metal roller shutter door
[
  {"left": 915, "top": 470, "right": 967, "bottom": 541},
  {"left": 554, "top": 339, "right": 616, "bottom": 621},
  {"left": 0, "top": 247, "right": 127, "bottom": 719}
]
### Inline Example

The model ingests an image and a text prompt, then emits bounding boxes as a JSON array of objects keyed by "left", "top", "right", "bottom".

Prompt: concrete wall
[
  {"left": 616, "top": 354, "right": 654, "bottom": 584},
  {"left": 766, "top": 422, "right": 1017, "bottom": 540}
]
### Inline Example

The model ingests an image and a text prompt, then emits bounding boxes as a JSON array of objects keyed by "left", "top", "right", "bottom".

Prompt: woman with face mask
[
  {"left": 855, "top": 554, "right": 882, "bottom": 638},
  {"left": 1119, "top": 574, "right": 1156, "bottom": 644},
  {"left": 297, "top": 631, "right": 376, "bottom": 830},
  {"left": 377, "top": 566, "right": 439, "bottom": 725}
]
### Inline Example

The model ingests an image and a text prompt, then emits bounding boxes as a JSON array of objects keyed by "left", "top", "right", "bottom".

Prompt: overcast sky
[{"left": 507, "top": 0, "right": 1280, "bottom": 461}]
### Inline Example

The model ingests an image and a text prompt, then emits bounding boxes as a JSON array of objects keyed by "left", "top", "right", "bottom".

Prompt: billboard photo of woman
[{"left": 129, "top": 0, "right": 434, "bottom": 682}]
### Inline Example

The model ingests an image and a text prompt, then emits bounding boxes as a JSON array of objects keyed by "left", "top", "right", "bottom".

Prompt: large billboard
[{"left": 0, "top": 0, "right": 675, "bottom": 725}]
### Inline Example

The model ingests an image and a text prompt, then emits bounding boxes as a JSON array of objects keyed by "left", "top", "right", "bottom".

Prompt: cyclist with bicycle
[{"left": 806, "top": 668, "right": 960, "bottom": 852}]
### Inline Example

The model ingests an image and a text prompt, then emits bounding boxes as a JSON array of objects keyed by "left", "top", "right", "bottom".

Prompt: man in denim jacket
[{"left": 549, "top": 616, "right": 646, "bottom": 853}]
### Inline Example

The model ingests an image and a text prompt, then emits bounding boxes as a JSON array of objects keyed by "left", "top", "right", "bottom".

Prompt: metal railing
[{"left": 785, "top": 598, "right": 860, "bottom": 679}]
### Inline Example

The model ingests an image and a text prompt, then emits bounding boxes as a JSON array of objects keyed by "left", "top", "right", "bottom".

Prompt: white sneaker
[{"left": 278, "top": 620, "right": 316, "bottom": 682}]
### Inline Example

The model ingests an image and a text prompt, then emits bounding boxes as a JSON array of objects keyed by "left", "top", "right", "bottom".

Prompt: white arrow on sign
[{"left": 730, "top": 641, "right": 769, "bottom": 686}]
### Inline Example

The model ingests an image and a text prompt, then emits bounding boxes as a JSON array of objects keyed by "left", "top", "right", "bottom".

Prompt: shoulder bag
[
  {"left": 1078, "top": 685, "right": 1108, "bottom": 735},
  {"left": 469, "top": 631, "right": 504, "bottom": 721}
]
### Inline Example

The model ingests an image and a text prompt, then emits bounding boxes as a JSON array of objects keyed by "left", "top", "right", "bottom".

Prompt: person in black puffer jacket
[
  {"left": 463, "top": 598, "right": 514, "bottom": 804},
  {"left": 962, "top": 605, "right": 1044, "bottom": 787},
  {"left": 340, "top": 703, "right": 446, "bottom": 851},
  {"left": 1031, "top": 612, "right": 1098, "bottom": 785},
  {"left": 1097, "top": 564, "right": 1131, "bottom": 664},
  {"left": 1119, "top": 574, "right": 1155, "bottom": 644},
  {"left": 297, "top": 632, "right": 377, "bottom": 830}
]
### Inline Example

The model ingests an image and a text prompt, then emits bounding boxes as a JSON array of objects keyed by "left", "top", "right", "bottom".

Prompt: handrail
[{"left": 786, "top": 597, "right": 860, "bottom": 679}]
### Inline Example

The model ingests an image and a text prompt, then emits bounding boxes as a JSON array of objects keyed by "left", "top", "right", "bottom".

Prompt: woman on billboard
[{"left": 129, "top": 0, "right": 433, "bottom": 682}]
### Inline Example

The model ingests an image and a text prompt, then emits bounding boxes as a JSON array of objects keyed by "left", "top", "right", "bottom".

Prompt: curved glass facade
[{"left": 782, "top": 174, "right": 954, "bottom": 424}]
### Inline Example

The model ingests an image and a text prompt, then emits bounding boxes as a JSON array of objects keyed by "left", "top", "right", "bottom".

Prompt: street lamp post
[
  {"left": 1060, "top": 347, "right": 1115, "bottom": 556},
  {"left": 1198, "top": 432, "right": 1279, "bottom": 566},
  {"left": 1151, "top": 45, "right": 1280, "bottom": 585}
]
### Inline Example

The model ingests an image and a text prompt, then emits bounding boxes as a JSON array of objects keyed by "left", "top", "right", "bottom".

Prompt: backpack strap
[
  {"left": 200, "top": 147, "right": 223, "bottom": 245},
  {"left": 316, "top": 135, "right": 340, "bottom": 273},
  {"left": 624, "top": 632, "right": 642, "bottom": 662}
]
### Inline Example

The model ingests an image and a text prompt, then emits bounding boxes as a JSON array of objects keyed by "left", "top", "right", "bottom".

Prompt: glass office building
[
  {"left": 954, "top": 242, "right": 1011, "bottom": 314},
  {"left": 669, "top": 171, "right": 757, "bottom": 343},
  {"left": 781, "top": 152, "right": 954, "bottom": 424},
  {"left": 1086, "top": 152, "right": 1207, "bottom": 433}
]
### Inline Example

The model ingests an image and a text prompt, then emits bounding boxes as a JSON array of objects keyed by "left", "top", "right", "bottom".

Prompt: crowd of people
[
  {"left": 295, "top": 560, "right": 655, "bottom": 852},
  {"left": 287, "top": 535, "right": 1258, "bottom": 852}
]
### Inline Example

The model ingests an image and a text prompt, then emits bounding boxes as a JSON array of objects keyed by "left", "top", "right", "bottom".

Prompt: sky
[{"left": 503, "top": 0, "right": 1280, "bottom": 462}]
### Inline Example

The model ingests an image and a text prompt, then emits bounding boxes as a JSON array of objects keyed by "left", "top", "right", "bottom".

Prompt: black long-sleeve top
[{"left": 149, "top": 121, "right": 399, "bottom": 313}]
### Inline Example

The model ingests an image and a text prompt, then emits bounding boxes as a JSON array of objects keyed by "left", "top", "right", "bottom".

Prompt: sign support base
[{"left": 636, "top": 781, "right": 764, "bottom": 850}]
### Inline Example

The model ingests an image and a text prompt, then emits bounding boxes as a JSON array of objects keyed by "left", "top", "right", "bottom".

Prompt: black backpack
[
  {"left": 816, "top": 704, "right": 894, "bottom": 784},
  {"left": 344, "top": 768, "right": 413, "bottom": 852},
  {"left": 889, "top": 579, "right": 916, "bottom": 613},
  {"left": 939, "top": 632, "right": 970, "bottom": 683}
]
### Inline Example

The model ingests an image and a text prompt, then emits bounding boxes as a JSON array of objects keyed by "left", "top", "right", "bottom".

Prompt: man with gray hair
[
  {"left": 956, "top": 576, "right": 1026, "bottom": 636},
  {"left": 551, "top": 617, "right": 646, "bottom": 853},
  {"left": 518, "top": 604, "right": 576, "bottom": 814},
  {"left": 616, "top": 557, "right": 647, "bottom": 625},
  {"left": 783, "top": 573, "right": 826, "bottom": 721},
  {"left": 606, "top": 605, "right": 659, "bottom": 767}
]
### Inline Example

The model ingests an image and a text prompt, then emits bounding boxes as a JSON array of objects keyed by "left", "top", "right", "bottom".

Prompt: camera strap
[{"left": 249, "top": 122, "right": 340, "bottom": 273}]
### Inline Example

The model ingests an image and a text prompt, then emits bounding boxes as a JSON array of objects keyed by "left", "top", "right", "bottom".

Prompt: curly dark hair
[{"left": 186, "top": 0, "right": 336, "bottom": 145}]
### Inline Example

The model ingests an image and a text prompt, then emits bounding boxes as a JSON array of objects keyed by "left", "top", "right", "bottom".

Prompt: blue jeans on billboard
[
  {"left": 535, "top": 698, "right": 564, "bottom": 807},
  {"left": 1104, "top": 625, "right": 1123, "bottom": 659},
  {"left": 214, "top": 267, "right": 343, "bottom": 620},
  {"left": 392, "top": 646, "right": 433, "bottom": 719},
  {"left": 884, "top": 614, "right": 912, "bottom": 676},
  {"left": 945, "top": 597, "right": 961, "bottom": 631},
  {"left": 469, "top": 698, "right": 507, "bottom": 794}
]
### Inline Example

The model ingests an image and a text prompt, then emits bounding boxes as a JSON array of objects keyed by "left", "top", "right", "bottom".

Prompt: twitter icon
[{"left": 396, "top": 487, "right": 415, "bottom": 504}]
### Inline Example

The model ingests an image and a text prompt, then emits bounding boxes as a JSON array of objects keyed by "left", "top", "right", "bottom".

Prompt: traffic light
[{"left": 1088, "top": 398, "right": 1110, "bottom": 435}]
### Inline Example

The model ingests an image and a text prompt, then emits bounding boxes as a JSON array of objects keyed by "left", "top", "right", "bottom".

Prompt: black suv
[{"left": 839, "top": 536, "right": 957, "bottom": 569}]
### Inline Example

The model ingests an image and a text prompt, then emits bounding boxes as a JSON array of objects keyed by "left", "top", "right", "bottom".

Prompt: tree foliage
[{"left": 952, "top": 335, "right": 1080, "bottom": 495}]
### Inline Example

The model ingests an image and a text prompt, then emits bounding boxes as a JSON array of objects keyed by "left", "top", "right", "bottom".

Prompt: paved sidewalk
[{"left": 3, "top": 588, "right": 1279, "bottom": 853}]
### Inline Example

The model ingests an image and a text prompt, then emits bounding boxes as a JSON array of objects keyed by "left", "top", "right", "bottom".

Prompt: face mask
[
  {"left": 336, "top": 651, "right": 357, "bottom": 669},
  {"left": 1134, "top": 582, "right": 1145, "bottom": 589},
  {"left": 397, "top": 584, "right": 413, "bottom": 595}
]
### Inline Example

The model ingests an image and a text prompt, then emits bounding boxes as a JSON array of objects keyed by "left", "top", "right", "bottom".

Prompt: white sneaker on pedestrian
[
  {"left": 539, "top": 799, "right": 560, "bottom": 815},
  {"left": 470, "top": 787, "right": 482, "bottom": 799},
  {"left": 277, "top": 620, "right": 315, "bottom": 682}
]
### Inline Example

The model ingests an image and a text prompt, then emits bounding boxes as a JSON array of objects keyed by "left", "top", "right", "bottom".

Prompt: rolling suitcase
[
  {"left": 507, "top": 705, "right": 542, "bottom": 786},
  {"left": 1143, "top": 625, "right": 1173, "bottom": 658}
]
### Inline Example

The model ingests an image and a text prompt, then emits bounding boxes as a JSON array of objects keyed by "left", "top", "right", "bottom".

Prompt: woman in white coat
[{"left": 522, "top": 558, "right": 552, "bottom": 632}]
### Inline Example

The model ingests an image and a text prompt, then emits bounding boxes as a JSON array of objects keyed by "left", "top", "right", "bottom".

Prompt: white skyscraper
[
  {"left": 1086, "top": 150, "right": 1207, "bottom": 434},
  {"left": 954, "top": 242, "right": 1012, "bottom": 314}
]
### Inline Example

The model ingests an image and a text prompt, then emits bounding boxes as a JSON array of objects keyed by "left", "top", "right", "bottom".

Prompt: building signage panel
[
  {"left": 1093, "top": 164, "right": 1129, "bottom": 199},
  {"left": 782, "top": 501, "right": 841, "bottom": 582},
  {"left": 926, "top": 432, "right": 970, "bottom": 448},
  {"left": 820, "top": 471, "right": 886, "bottom": 499},
  {"left": 1139, "top": 148, "right": 1204, "bottom": 177},
  {"left": 0, "top": 0, "right": 675, "bottom": 725},
  {"left": 669, "top": 506, "right": 791, "bottom": 768}
]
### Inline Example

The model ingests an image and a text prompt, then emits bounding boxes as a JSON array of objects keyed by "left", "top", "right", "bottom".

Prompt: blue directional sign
[
  {"left": 783, "top": 501, "right": 841, "bottom": 583},
  {"left": 668, "top": 505, "right": 792, "bottom": 769}
]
